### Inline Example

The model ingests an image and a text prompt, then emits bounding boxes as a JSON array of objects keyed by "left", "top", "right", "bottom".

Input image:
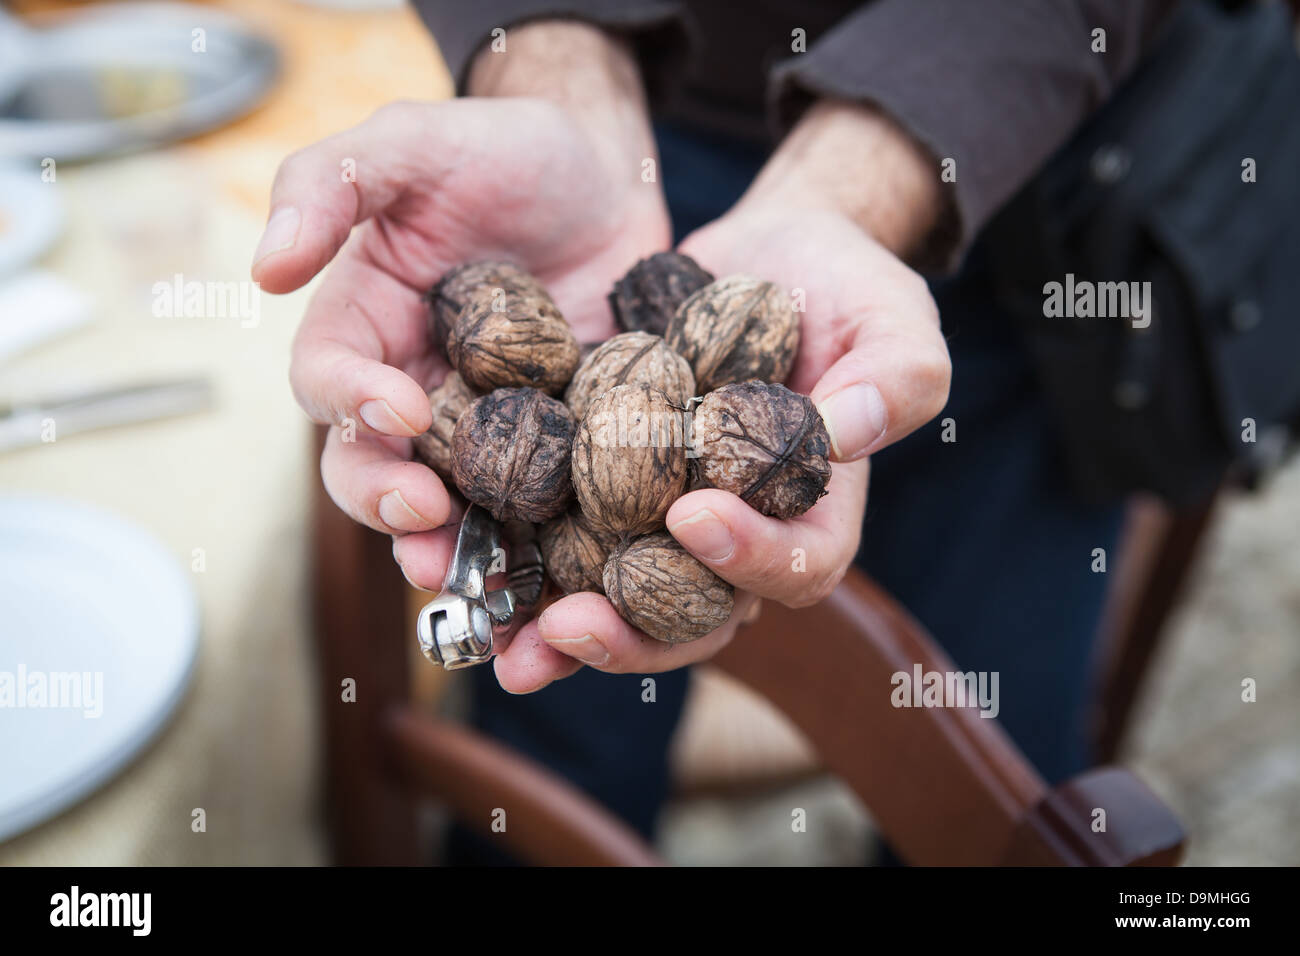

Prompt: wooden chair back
[{"left": 311, "top": 428, "right": 1186, "bottom": 865}]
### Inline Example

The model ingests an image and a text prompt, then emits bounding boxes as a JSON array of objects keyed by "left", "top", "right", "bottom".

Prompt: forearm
[
  {"left": 466, "top": 21, "right": 656, "bottom": 177},
  {"left": 738, "top": 99, "right": 947, "bottom": 262},
  {"left": 767, "top": 0, "right": 1178, "bottom": 267}
]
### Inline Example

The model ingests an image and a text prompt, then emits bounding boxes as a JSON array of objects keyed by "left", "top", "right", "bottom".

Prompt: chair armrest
[
  {"left": 712, "top": 569, "right": 1184, "bottom": 866},
  {"left": 385, "top": 706, "right": 664, "bottom": 867},
  {"left": 1001, "top": 767, "right": 1184, "bottom": 866}
]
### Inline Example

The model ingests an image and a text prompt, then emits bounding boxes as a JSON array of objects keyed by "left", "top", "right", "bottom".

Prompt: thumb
[
  {"left": 251, "top": 102, "right": 435, "bottom": 294},
  {"left": 809, "top": 307, "right": 951, "bottom": 461}
]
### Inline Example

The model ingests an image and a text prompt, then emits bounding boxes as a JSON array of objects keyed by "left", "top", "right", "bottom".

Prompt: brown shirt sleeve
[
  {"left": 769, "top": 0, "right": 1181, "bottom": 268},
  {"left": 411, "top": 0, "right": 1180, "bottom": 268},
  {"left": 410, "top": 0, "right": 693, "bottom": 101}
]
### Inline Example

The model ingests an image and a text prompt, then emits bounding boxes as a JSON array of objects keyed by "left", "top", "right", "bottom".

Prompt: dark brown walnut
[
  {"left": 608, "top": 252, "right": 714, "bottom": 336},
  {"left": 426, "top": 260, "right": 532, "bottom": 352},
  {"left": 603, "top": 532, "right": 734, "bottom": 643},
  {"left": 665, "top": 274, "right": 800, "bottom": 392},
  {"left": 445, "top": 271, "right": 580, "bottom": 395},
  {"left": 692, "top": 381, "right": 831, "bottom": 519},
  {"left": 564, "top": 331, "right": 695, "bottom": 421},
  {"left": 451, "top": 388, "right": 576, "bottom": 523},
  {"left": 571, "top": 384, "right": 688, "bottom": 535},
  {"left": 539, "top": 506, "right": 620, "bottom": 594},
  {"left": 411, "top": 372, "right": 477, "bottom": 481}
]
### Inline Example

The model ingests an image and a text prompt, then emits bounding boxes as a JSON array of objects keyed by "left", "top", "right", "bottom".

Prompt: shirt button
[
  {"left": 1228, "top": 299, "right": 1262, "bottom": 332},
  {"left": 1113, "top": 379, "right": 1150, "bottom": 410},
  {"left": 1091, "top": 144, "right": 1132, "bottom": 184}
]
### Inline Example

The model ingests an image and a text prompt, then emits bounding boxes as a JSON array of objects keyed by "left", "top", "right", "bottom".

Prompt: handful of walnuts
[{"left": 416, "top": 252, "right": 832, "bottom": 645}]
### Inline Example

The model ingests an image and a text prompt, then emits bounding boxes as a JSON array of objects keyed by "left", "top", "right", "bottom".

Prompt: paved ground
[
  {"left": 660, "top": 458, "right": 1300, "bottom": 866},
  {"left": 1126, "top": 460, "right": 1300, "bottom": 866}
]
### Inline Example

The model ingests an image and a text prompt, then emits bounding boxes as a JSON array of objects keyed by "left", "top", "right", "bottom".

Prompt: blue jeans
[{"left": 446, "top": 123, "right": 1123, "bottom": 864}]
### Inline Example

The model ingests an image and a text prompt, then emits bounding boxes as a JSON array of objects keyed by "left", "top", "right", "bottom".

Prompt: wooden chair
[{"left": 311, "top": 427, "right": 1194, "bottom": 866}]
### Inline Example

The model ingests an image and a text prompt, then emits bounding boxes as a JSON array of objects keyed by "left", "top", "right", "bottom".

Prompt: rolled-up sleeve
[
  {"left": 770, "top": 0, "right": 1179, "bottom": 267},
  {"left": 410, "top": 0, "right": 693, "bottom": 102}
]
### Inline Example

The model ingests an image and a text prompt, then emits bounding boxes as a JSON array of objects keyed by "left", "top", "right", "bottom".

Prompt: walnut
[
  {"left": 451, "top": 387, "right": 576, "bottom": 523},
  {"left": 444, "top": 270, "right": 580, "bottom": 395},
  {"left": 608, "top": 252, "right": 714, "bottom": 336},
  {"left": 426, "top": 260, "right": 532, "bottom": 352},
  {"left": 692, "top": 381, "right": 831, "bottom": 518},
  {"left": 665, "top": 274, "right": 800, "bottom": 392},
  {"left": 539, "top": 505, "right": 619, "bottom": 594},
  {"left": 571, "top": 384, "right": 688, "bottom": 535},
  {"left": 411, "top": 372, "right": 477, "bottom": 481},
  {"left": 603, "top": 532, "right": 734, "bottom": 643},
  {"left": 564, "top": 331, "right": 695, "bottom": 421}
]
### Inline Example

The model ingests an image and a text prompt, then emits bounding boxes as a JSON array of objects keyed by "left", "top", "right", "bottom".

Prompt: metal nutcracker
[{"left": 415, "top": 504, "right": 545, "bottom": 669}]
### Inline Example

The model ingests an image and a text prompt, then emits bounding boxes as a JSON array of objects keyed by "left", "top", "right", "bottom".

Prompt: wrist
[
  {"left": 467, "top": 21, "right": 658, "bottom": 185},
  {"left": 739, "top": 100, "right": 943, "bottom": 260}
]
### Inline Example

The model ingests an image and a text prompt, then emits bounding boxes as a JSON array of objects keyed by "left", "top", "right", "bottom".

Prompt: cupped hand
[
  {"left": 256, "top": 96, "right": 669, "bottom": 551},
  {"left": 517, "top": 202, "right": 950, "bottom": 692},
  {"left": 660, "top": 203, "right": 951, "bottom": 606}
]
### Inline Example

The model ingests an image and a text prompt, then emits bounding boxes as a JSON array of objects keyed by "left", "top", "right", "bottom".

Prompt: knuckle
[
  {"left": 320, "top": 453, "right": 361, "bottom": 526},
  {"left": 372, "top": 99, "right": 422, "bottom": 126},
  {"left": 785, "top": 562, "right": 845, "bottom": 608},
  {"left": 915, "top": 343, "right": 953, "bottom": 420},
  {"left": 370, "top": 100, "right": 436, "bottom": 141},
  {"left": 901, "top": 268, "right": 941, "bottom": 324},
  {"left": 287, "top": 353, "right": 339, "bottom": 425},
  {"left": 891, "top": 264, "right": 927, "bottom": 306},
  {"left": 287, "top": 350, "right": 313, "bottom": 411},
  {"left": 271, "top": 145, "right": 314, "bottom": 195},
  {"left": 754, "top": 544, "right": 793, "bottom": 581}
]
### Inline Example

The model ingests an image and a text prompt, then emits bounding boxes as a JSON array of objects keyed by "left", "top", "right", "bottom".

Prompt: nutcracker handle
[{"left": 416, "top": 506, "right": 544, "bottom": 669}]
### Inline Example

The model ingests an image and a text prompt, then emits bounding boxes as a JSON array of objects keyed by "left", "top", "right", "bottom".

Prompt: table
[{"left": 0, "top": 0, "right": 448, "bottom": 864}]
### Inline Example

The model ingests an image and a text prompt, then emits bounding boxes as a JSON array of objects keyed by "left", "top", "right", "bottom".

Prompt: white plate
[
  {"left": 0, "top": 496, "right": 198, "bottom": 842},
  {"left": 0, "top": 163, "right": 65, "bottom": 278}
]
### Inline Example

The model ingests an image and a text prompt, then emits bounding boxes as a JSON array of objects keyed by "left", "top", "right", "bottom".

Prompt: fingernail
[
  {"left": 252, "top": 206, "right": 301, "bottom": 268},
  {"left": 360, "top": 399, "right": 420, "bottom": 436},
  {"left": 379, "top": 489, "right": 432, "bottom": 531},
  {"left": 817, "top": 383, "right": 887, "bottom": 461},
  {"left": 668, "top": 508, "right": 734, "bottom": 562},
  {"left": 543, "top": 633, "right": 610, "bottom": 667}
]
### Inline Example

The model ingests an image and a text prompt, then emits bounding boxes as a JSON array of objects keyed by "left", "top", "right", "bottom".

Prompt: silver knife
[{"left": 0, "top": 377, "right": 214, "bottom": 453}]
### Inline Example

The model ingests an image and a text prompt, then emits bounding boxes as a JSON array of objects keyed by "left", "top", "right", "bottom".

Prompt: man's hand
[
  {"left": 529, "top": 101, "right": 951, "bottom": 688},
  {"left": 255, "top": 24, "right": 668, "bottom": 648}
]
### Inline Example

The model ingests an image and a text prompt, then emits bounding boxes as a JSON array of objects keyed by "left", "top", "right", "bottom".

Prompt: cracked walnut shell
[
  {"left": 564, "top": 331, "right": 695, "bottom": 421},
  {"left": 608, "top": 252, "right": 714, "bottom": 337},
  {"left": 571, "top": 384, "right": 688, "bottom": 535},
  {"left": 539, "top": 506, "right": 620, "bottom": 594},
  {"left": 665, "top": 274, "right": 799, "bottom": 392},
  {"left": 411, "top": 371, "right": 477, "bottom": 481},
  {"left": 451, "top": 387, "right": 576, "bottom": 523},
  {"left": 445, "top": 270, "right": 580, "bottom": 395},
  {"left": 603, "top": 532, "right": 734, "bottom": 643},
  {"left": 692, "top": 381, "right": 831, "bottom": 518},
  {"left": 426, "top": 260, "right": 532, "bottom": 352}
]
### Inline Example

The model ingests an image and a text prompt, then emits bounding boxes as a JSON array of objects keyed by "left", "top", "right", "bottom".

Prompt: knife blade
[{"left": 0, "top": 377, "right": 214, "bottom": 453}]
